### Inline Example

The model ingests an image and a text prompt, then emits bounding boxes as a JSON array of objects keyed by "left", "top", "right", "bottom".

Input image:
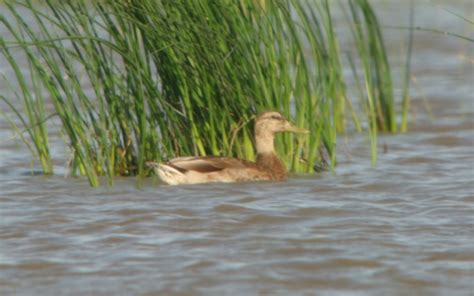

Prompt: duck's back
[{"left": 161, "top": 156, "right": 271, "bottom": 184}]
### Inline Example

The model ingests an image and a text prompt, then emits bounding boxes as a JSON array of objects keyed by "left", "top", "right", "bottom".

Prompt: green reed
[
  {"left": 0, "top": 0, "right": 408, "bottom": 186},
  {"left": 0, "top": 24, "right": 53, "bottom": 174},
  {"left": 400, "top": 0, "right": 415, "bottom": 133},
  {"left": 344, "top": 0, "right": 399, "bottom": 164}
]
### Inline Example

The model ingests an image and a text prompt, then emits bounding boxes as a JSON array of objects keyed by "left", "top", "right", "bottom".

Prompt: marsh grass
[{"left": 0, "top": 0, "right": 409, "bottom": 186}]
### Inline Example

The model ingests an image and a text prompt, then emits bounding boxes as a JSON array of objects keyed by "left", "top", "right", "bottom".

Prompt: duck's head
[{"left": 255, "top": 111, "right": 309, "bottom": 135}]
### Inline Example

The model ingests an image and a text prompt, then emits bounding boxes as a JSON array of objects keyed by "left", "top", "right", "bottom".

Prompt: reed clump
[{"left": 0, "top": 0, "right": 409, "bottom": 186}]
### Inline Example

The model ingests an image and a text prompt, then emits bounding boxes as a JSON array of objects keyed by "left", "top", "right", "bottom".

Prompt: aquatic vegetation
[{"left": 0, "top": 0, "right": 410, "bottom": 186}]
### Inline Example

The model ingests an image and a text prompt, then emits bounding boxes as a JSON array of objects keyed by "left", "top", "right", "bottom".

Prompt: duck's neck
[
  {"left": 255, "top": 130, "right": 287, "bottom": 180},
  {"left": 255, "top": 130, "right": 275, "bottom": 154}
]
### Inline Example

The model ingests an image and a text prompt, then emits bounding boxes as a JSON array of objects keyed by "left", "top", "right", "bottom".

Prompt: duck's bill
[{"left": 286, "top": 124, "right": 310, "bottom": 134}]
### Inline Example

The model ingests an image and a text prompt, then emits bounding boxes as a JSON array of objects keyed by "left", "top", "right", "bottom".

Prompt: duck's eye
[{"left": 271, "top": 115, "right": 283, "bottom": 121}]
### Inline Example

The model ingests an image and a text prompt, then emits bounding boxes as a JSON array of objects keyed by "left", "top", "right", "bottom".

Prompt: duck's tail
[{"left": 146, "top": 161, "right": 186, "bottom": 185}]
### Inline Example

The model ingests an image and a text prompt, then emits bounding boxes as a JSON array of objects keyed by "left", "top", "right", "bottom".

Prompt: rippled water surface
[{"left": 1, "top": 1, "right": 473, "bottom": 295}]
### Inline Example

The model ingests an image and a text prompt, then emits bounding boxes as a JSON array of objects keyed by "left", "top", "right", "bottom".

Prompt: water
[{"left": 1, "top": 1, "right": 473, "bottom": 295}]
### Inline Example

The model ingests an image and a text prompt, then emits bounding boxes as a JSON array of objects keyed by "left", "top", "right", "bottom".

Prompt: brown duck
[{"left": 146, "top": 111, "right": 308, "bottom": 185}]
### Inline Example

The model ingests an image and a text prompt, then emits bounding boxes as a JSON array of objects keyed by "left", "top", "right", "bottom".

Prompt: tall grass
[
  {"left": 0, "top": 0, "right": 408, "bottom": 186},
  {"left": 0, "top": 37, "right": 53, "bottom": 174}
]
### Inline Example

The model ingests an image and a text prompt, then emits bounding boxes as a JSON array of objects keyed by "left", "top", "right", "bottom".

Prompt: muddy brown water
[{"left": 1, "top": 1, "right": 473, "bottom": 296}]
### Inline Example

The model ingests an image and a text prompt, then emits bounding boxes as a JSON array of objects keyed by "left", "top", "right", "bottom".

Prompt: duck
[{"left": 146, "top": 111, "right": 308, "bottom": 185}]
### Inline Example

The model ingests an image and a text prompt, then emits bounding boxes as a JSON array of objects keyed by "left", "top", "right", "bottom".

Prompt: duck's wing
[{"left": 167, "top": 156, "right": 255, "bottom": 173}]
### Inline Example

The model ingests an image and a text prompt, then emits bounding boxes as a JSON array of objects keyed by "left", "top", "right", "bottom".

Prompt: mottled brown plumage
[
  {"left": 256, "top": 152, "right": 287, "bottom": 181},
  {"left": 146, "top": 111, "right": 308, "bottom": 185}
]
